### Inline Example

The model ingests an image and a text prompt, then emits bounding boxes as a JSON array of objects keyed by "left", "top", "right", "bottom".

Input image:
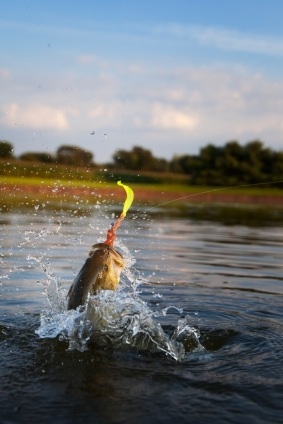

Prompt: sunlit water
[{"left": 1, "top": 204, "right": 283, "bottom": 424}]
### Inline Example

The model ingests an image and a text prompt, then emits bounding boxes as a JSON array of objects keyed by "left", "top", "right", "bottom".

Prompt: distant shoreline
[{"left": 1, "top": 177, "right": 283, "bottom": 209}]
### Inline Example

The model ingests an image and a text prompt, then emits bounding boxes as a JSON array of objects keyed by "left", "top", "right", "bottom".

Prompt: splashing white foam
[{"left": 34, "top": 244, "right": 204, "bottom": 361}]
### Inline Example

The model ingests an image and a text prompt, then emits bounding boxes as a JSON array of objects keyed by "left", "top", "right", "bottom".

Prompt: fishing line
[{"left": 148, "top": 180, "right": 283, "bottom": 211}]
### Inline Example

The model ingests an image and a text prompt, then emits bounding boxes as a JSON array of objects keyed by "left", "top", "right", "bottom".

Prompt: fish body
[{"left": 67, "top": 243, "right": 125, "bottom": 310}]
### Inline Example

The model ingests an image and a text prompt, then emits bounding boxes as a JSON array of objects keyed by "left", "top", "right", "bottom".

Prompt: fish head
[
  {"left": 67, "top": 243, "right": 125, "bottom": 310},
  {"left": 89, "top": 243, "right": 125, "bottom": 292}
]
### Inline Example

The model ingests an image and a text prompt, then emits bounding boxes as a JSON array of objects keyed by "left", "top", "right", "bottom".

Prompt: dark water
[{"left": 1, "top": 205, "right": 283, "bottom": 424}]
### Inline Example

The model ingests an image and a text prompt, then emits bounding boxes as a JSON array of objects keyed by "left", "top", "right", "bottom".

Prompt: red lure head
[{"left": 104, "top": 215, "right": 125, "bottom": 247}]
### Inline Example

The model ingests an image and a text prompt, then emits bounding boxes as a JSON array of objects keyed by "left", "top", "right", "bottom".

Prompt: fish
[
  {"left": 67, "top": 242, "right": 125, "bottom": 310},
  {"left": 67, "top": 181, "right": 134, "bottom": 310}
]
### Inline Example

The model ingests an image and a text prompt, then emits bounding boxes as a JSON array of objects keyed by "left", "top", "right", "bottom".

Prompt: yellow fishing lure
[{"left": 117, "top": 180, "right": 134, "bottom": 217}]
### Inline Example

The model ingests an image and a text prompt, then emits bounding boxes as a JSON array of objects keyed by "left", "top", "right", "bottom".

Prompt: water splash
[
  {"left": 28, "top": 255, "right": 66, "bottom": 314},
  {"left": 34, "top": 244, "right": 203, "bottom": 361}
]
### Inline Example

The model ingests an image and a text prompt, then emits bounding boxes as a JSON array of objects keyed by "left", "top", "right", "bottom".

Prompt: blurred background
[{"left": 1, "top": 0, "right": 283, "bottom": 164}]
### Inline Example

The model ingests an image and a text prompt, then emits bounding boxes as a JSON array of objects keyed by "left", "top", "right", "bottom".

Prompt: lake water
[{"left": 1, "top": 203, "right": 283, "bottom": 424}]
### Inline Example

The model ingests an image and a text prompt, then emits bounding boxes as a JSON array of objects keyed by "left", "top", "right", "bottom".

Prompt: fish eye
[
  {"left": 114, "top": 258, "right": 124, "bottom": 267},
  {"left": 103, "top": 264, "right": 108, "bottom": 271}
]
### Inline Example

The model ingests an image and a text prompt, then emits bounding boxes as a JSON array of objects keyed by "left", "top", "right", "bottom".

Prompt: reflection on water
[
  {"left": 149, "top": 203, "right": 283, "bottom": 227},
  {"left": 1, "top": 204, "right": 283, "bottom": 424}
]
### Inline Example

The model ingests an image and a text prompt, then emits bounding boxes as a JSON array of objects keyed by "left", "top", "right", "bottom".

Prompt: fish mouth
[{"left": 89, "top": 243, "right": 125, "bottom": 292}]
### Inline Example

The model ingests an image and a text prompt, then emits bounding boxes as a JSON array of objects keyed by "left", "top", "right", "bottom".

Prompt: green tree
[
  {"left": 19, "top": 152, "right": 54, "bottom": 163},
  {"left": 170, "top": 155, "right": 184, "bottom": 173},
  {"left": 187, "top": 139, "right": 283, "bottom": 186},
  {"left": 56, "top": 145, "right": 94, "bottom": 167},
  {"left": 170, "top": 154, "right": 200, "bottom": 175},
  {"left": 221, "top": 141, "right": 242, "bottom": 184},
  {"left": 199, "top": 144, "right": 224, "bottom": 169},
  {"left": 269, "top": 151, "right": 283, "bottom": 181},
  {"left": 0, "top": 141, "right": 14, "bottom": 158},
  {"left": 113, "top": 146, "right": 168, "bottom": 172}
]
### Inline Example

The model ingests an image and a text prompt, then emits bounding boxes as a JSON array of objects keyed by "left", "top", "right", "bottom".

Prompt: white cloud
[
  {"left": 151, "top": 103, "right": 199, "bottom": 130},
  {"left": 88, "top": 104, "right": 121, "bottom": 126},
  {"left": 191, "top": 26, "right": 283, "bottom": 56},
  {"left": 77, "top": 54, "right": 97, "bottom": 65},
  {"left": 1, "top": 103, "right": 72, "bottom": 130},
  {"left": 1, "top": 57, "right": 283, "bottom": 161},
  {"left": 155, "top": 24, "right": 283, "bottom": 57}
]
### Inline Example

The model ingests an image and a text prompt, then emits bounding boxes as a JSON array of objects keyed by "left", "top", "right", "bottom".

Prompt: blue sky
[{"left": 1, "top": 0, "right": 283, "bottom": 163}]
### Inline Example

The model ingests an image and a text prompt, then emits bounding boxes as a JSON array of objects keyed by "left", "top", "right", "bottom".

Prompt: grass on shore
[
  {"left": 1, "top": 175, "right": 283, "bottom": 195},
  {"left": 1, "top": 175, "right": 283, "bottom": 220}
]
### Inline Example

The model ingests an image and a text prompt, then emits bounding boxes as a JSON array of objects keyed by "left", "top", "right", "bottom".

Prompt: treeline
[
  {"left": 0, "top": 144, "right": 94, "bottom": 167},
  {"left": 171, "top": 141, "right": 283, "bottom": 186},
  {"left": 0, "top": 140, "right": 282, "bottom": 186}
]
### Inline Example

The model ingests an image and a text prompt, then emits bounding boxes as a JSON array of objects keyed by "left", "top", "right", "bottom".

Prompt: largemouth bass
[
  {"left": 67, "top": 243, "right": 125, "bottom": 310},
  {"left": 67, "top": 181, "right": 134, "bottom": 310}
]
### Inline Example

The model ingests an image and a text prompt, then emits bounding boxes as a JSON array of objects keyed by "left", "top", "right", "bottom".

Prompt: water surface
[{"left": 1, "top": 205, "right": 283, "bottom": 423}]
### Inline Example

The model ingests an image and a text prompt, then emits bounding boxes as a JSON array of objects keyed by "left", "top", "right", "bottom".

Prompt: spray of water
[{"left": 34, "top": 246, "right": 203, "bottom": 361}]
